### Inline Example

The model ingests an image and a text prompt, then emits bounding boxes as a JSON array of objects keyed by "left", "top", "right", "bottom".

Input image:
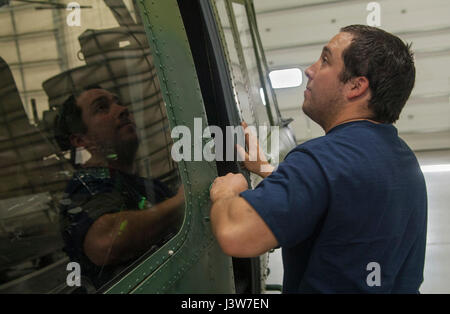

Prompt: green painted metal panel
[
  {"left": 102, "top": 0, "right": 294, "bottom": 294},
  {"left": 105, "top": 0, "right": 234, "bottom": 294}
]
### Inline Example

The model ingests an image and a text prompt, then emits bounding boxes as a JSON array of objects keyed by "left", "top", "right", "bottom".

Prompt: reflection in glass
[
  {"left": 231, "top": 2, "right": 270, "bottom": 128},
  {"left": 0, "top": 0, "right": 184, "bottom": 293},
  {"left": 214, "top": 0, "right": 256, "bottom": 126}
]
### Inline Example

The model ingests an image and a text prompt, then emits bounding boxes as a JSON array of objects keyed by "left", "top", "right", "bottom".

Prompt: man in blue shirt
[{"left": 210, "top": 25, "right": 427, "bottom": 293}]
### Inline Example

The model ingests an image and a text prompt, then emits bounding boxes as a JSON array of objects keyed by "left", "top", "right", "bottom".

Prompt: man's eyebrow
[
  {"left": 322, "top": 46, "right": 332, "bottom": 57},
  {"left": 112, "top": 94, "right": 120, "bottom": 102},
  {"left": 88, "top": 95, "right": 109, "bottom": 109}
]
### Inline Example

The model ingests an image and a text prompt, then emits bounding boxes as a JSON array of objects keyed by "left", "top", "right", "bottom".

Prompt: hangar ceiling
[
  {"left": 253, "top": 0, "right": 450, "bottom": 150},
  {"left": 0, "top": 0, "right": 135, "bottom": 120},
  {"left": 0, "top": 0, "right": 449, "bottom": 150}
]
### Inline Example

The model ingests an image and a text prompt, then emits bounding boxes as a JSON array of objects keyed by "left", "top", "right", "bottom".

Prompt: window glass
[
  {"left": 231, "top": 2, "right": 271, "bottom": 128},
  {"left": 213, "top": 1, "right": 274, "bottom": 188},
  {"left": 0, "top": 1, "right": 184, "bottom": 293},
  {"left": 214, "top": 0, "right": 256, "bottom": 126},
  {"left": 252, "top": 30, "right": 281, "bottom": 125}
]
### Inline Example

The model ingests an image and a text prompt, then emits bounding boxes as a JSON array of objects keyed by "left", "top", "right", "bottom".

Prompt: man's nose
[
  {"left": 117, "top": 104, "right": 130, "bottom": 119},
  {"left": 305, "top": 65, "right": 314, "bottom": 81}
]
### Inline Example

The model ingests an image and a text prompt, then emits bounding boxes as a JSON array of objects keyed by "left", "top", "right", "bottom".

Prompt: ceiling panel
[
  {"left": 254, "top": 0, "right": 450, "bottom": 145},
  {"left": 254, "top": 0, "right": 340, "bottom": 13},
  {"left": 256, "top": 0, "right": 450, "bottom": 52},
  {"left": 14, "top": 7, "right": 54, "bottom": 34},
  {"left": 19, "top": 37, "right": 59, "bottom": 63},
  {"left": 0, "top": 11, "right": 12, "bottom": 36},
  {"left": 0, "top": 41, "right": 18, "bottom": 64}
]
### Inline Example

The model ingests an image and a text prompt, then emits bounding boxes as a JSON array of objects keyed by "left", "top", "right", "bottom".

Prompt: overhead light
[
  {"left": 119, "top": 41, "right": 131, "bottom": 48},
  {"left": 269, "top": 68, "right": 302, "bottom": 89},
  {"left": 420, "top": 164, "right": 450, "bottom": 173}
]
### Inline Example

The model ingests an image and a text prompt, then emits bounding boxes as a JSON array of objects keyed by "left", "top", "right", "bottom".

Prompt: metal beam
[
  {"left": 8, "top": 58, "right": 61, "bottom": 69},
  {"left": 269, "top": 45, "right": 450, "bottom": 70},
  {"left": 279, "top": 94, "right": 450, "bottom": 112},
  {"left": 0, "top": 29, "right": 56, "bottom": 42},
  {"left": 51, "top": 0, "right": 69, "bottom": 71},
  {"left": 9, "top": 9, "right": 29, "bottom": 116},
  {"left": 18, "top": 89, "right": 45, "bottom": 94},
  {"left": 263, "top": 26, "right": 450, "bottom": 53},
  {"left": 414, "top": 47, "right": 450, "bottom": 59},
  {"left": 255, "top": 0, "right": 364, "bottom": 16},
  {"left": 0, "top": 3, "right": 33, "bottom": 13}
]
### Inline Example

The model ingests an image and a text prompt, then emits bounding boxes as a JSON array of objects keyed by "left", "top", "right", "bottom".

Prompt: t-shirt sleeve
[{"left": 240, "top": 150, "right": 329, "bottom": 248}]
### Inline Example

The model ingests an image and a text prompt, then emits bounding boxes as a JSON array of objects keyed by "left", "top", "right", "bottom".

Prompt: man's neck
[
  {"left": 325, "top": 117, "right": 380, "bottom": 133},
  {"left": 109, "top": 159, "right": 136, "bottom": 175},
  {"left": 84, "top": 155, "right": 136, "bottom": 175},
  {"left": 322, "top": 104, "right": 378, "bottom": 133}
]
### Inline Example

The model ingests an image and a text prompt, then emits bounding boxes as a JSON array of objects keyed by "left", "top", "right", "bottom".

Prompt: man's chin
[
  {"left": 116, "top": 138, "right": 139, "bottom": 162},
  {"left": 118, "top": 127, "right": 139, "bottom": 143},
  {"left": 302, "top": 103, "right": 322, "bottom": 127},
  {"left": 302, "top": 101, "right": 312, "bottom": 118}
]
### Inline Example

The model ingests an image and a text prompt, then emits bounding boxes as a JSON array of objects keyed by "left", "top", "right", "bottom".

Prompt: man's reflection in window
[{"left": 54, "top": 86, "right": 184, "bottom": 289}]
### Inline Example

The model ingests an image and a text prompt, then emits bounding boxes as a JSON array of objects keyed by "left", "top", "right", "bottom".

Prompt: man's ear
[
  {"left": 69, "top": 133, "right": 87, "bottom": 148},
  {"left": 346, "top": 76, "right": 370, "bottom": 100}
]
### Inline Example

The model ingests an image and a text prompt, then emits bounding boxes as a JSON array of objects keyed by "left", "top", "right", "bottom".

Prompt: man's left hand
[{"left": 210, "top": 173, "right": 248, "bottom": 203}]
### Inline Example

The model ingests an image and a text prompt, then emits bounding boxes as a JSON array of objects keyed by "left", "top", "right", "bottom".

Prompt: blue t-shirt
[{"left": 240, "top": 121, "right": 427, "bottom": 293}]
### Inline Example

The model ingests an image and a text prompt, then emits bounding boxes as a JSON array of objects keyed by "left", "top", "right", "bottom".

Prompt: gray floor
[{"left": 265, "top": 149, "right": 450, "bottom": 294}]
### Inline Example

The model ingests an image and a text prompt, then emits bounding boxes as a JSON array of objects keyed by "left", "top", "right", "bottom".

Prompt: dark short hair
[
  {"left": 339, "top": 25, "right": 416, "bottom": 123},
  {"left": 53, "top": 85, "right": 102, "bottom": 152}
]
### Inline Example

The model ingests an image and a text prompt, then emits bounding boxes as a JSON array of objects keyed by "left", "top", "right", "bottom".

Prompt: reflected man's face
[{"left": 75, "top": 89, "right": 138, "bottom": 161}]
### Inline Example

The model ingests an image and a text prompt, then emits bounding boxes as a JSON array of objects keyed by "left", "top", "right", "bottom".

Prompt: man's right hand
[{"left": 236, "top": 121, "right": 274, "bottom": 178}]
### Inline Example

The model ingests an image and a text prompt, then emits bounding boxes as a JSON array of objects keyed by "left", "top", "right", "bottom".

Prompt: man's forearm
[
  {"left": 113, "top": 197, "right": 182, "bottom": 256},
  {"left": 85, "top": 196, "right": 183, "bottom": 265},
  {"left": 209, "top": 173, "right": 250, "bottom": 240},
  {"left": 210, "top": 194, "right": 238, "bottom": 244},
  {"left": 209, "top": 172, "right": 278, "bottom": 257},
  {"left": 210, "top": 193, "right": 277, "bottom": 257},
  {"left": 210, "top": 189, "right": 251, "bottom": 250}
]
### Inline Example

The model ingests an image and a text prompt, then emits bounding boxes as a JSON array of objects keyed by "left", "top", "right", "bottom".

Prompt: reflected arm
[{"left": 83, "top": 191, "right": 184, "bottom": 266}]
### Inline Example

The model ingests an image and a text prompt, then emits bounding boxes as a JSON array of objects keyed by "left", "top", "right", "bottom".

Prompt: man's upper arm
[
  {"left": 63, "top": 190, "right": 124, "bottom": 264},
  {"left": 83, "top": 212, "right": 116, "bottom": 265},
  {"left": 240, "top": 150, "right": 329, "bottom": 248}
]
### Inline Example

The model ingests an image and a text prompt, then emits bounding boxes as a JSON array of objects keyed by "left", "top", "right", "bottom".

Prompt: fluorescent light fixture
[
  {"left": 269, "top": 68, "right": 302, "bottom": 89},
  {"left": 420, "top": 164, "right": 450, "bottom": 173},
  {"left": 259, "top": 88, "right": 266, "bottom": 106},
  {"left": 119, "top": 40, "right": 131, "bottom": 48}
]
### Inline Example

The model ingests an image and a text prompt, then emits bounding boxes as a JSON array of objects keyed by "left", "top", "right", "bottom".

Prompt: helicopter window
[
  {"left": 231, "top": 2, "right": 271, "bottom": 128},
  {"left": 214, "top": 0, "right": 257, "bottom": 126},
  {"left": 0, "top": 1, "right": 184, "bottom": 293},
  {"left": 233, "top": 1, "right": 282, "bottom": 126}
]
